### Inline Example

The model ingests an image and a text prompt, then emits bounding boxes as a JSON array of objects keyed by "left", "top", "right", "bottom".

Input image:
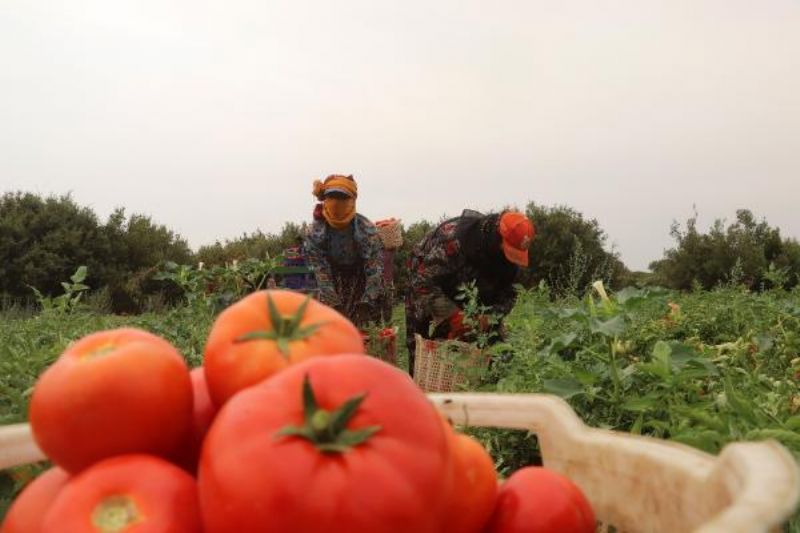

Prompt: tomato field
[{"left": 2, "top": 283, "right": 800, "bottom": 529}]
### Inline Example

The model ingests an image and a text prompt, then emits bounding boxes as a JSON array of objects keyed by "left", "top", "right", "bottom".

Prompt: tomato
[
  {"left": 179, "top": 367, "right": 218, "bottom": 470},
  {"left": 1, "top": 467, "right": 69, "bottom": 533},
  {"left": 29, "top": 328, "right": 193, "bottom": 473},
  {"left": 41, "top": 455, "right": 201, "bottom": 532},
  {"left": 203, "top": 290, "right": 364, "bottom": 407},
  {"left": 486, "top": 467, "right": 596, "bottom": 533},
  {"left": 198, "top": 355, "right": 453, "bottom": 532},
  {"left": 447, "top": 433, "right": 497, "bottom": 532}
]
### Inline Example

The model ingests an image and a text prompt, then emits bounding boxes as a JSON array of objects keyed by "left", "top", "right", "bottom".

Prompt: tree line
[{"left": 1, "top": 191, "right": 798, "bottom": 313}]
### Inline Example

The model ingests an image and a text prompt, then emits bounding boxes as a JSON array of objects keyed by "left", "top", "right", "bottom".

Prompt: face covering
[{"left": 322, "top": 197, "right": 356, "bottom": 229}]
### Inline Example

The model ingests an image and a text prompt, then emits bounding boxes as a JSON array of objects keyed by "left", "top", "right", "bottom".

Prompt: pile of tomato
[{"left": 2, "top": 290, "right": 595, "bottom": 533}]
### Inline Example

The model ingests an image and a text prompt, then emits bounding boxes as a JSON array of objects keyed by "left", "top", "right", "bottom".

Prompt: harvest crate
[
  {"left": 2, "top": 394, "right": 799, "bottom": 532},
  {"left": 413, "top": 334, "right": 488, "bottom": 392}
]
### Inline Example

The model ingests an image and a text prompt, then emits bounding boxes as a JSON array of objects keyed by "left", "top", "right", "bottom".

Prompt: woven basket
[
  {"left": 375, "top": 218, "right": 403, "bottom": 250},
  {"left": 413, "top": 334, "right": 487, "bottom": 393},
  {"left": 2, "top": 394, "right": 798, "bottom": 532}
]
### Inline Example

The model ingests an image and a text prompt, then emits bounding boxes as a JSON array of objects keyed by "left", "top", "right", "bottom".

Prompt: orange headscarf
[{"left": 312, "top": 175, "right": 358, "bottom": 229}]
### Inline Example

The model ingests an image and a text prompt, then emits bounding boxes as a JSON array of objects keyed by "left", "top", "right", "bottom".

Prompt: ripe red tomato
[
  {"left": 1, "top": 467, "right": 69, "bottom": 533},
  {"left": 179, "top": 367, "right": 218, "bottom": 470},
  {"left": 447, "top": 433, "right": 497, "bottom": 532},
  {"left": 29, "top": 328, "right": 193, "bottom": 473},
  {"left": 198, "top": 355, "right": 454, "bottom": 532},
  {"left": 203, "top": 290, "right": 364, "bottom": 407},
  {"left": 486, "top": 467, "right": 596, "bottom": 533},
  {"left": 41, "top": 455, "right": 201, "bottom": 533}
]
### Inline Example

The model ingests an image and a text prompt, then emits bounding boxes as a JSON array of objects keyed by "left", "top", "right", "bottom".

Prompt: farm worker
[
  {"left": 404, "top": 209, "right": 534, "bottom": 376},
  {"left": 304, "top": 174, "right": 386, "bottom": 327}
]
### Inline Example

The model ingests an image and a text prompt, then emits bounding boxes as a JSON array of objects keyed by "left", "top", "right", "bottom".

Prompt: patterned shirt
[
  {"left": 304, "top": 214, "right": 385, "bottom": 307},
  {"left": 406, "top": 210, "right": 518, "bottom": 329}
]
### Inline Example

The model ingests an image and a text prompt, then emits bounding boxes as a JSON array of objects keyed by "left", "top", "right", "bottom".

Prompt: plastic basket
[
  {"left": 413, "top": 334, "right": 488, "bottom": 393},
  {"left": 430, "top": 393, "right": 800, "bottom": 533},
  {"left": 1, "top": 394, "right": 798, "bottom": 532},
  {"left": 375, "top": 218, "right": 403, "bottom": 250}
]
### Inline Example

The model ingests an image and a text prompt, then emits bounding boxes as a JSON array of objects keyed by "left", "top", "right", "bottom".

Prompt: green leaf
[
  {"left": 671, "top": 430, "right": 722, "bottom": 453},
  {"left": 71, "top": 265, "right": 87, "bottom": 283},
  {"left": 335, "top": 426, "right": 382, "bottom": 449},
  {"left": 329, "top": 393, "right": 367, "bottom": 435},
  {"left": 643, "top": 420, "right": 671, "bottom": 433},
  {"left": 276, "top": 338, "right": 290, "bottom": 356},
  {"left": 639, "top": 341, "right": 672, "bottom": 379},
  {"left": 485, "top": 343, "right": 514, "bottom": 357},
  {"left": 302, "top": 374, "right": 318, "bottom": 419},
  {"left": 540, "top": 333, "right": 577, "bottom": 357},
  {"left": 275, "top": 425, "right": 315, "bottom": 440},
  {"left": 622, "top": 395, "right": 658, "bottom": 412},
  {"left": 785, "top": 416, "right": 800, "bottom": 431},
  {"left": 752, "top": 334, "right": 774, "bottom": 353},
  {"left": 615, "top": 287, "right": 647, "bottom": 306},
  {"left": 638, "top": 361, "right": 670, "bottom": 380},
  {"left": 652, "top": 340, "right": 672, "bottom": 363},
  {"left": 590, "top": 315, "right": 626, "bottom": 337},
  {"left": 557, "top": 308, "right": 585, "bottom": 320},
  {"left": 266, "top": 295, "right": 283, "bottom": 332},
  {"left": 234, "top": 331, "right": 274, "bottom": 343},
  {"left": 744, "top": 429, "right": 800, "bottom": 447},
  {"left": 677, "top": 359, "right": 716, "bottom": 380},
  {"left": 667, "top": 342, "right": 695, "bottom": 368},
  {"left": 723, "top": 379, "right": 756, "bottom": 424},
  {"left": 288, "top": 296, "right": 312, "bottom": 331},
  {"left": 674, "top": 407, "right": 727, "bottom": 432},
  {"left": 573, "top": 369, "right": 598, "bottom": 386},
  {"left": 630, "top": 413, "right": 644, "bottom": 435},
  {"left": 543, "top": 379, "right": 584, "bottom": 399}
]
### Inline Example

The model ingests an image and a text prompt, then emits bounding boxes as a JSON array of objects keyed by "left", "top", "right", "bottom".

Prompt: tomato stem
[
  {"left": 234, "top": 294, "right": 326, "bottom": 357},
  {"left": 277, "top": 374, "right": 381, "bottom": 453},
  {"left": 92, "top": 495, "right": 140, "bottom": 533}
]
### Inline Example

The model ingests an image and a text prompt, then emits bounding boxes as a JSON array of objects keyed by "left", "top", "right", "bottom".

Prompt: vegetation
[{"left": 2, "top": 192, "right": 800, "bottom": 528}]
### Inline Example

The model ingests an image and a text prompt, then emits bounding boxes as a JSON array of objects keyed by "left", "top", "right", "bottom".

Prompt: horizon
[{"left": 2, "top": 1, "right": 798, "bottom": 271}]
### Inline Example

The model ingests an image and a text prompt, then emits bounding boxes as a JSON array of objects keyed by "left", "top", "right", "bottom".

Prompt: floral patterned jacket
[
  {"left": 406, "top": 210, "right": 518, "bottom": 331},
  {"left": 304, "top": 214, "right": 385, "bottom": 308}
]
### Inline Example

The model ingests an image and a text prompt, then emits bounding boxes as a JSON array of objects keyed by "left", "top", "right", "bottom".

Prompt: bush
[
  {"left": 0, "top": 193, "right": 106, "bottom": 301},
  {"left": 196, "top": 223, "right": 307, "bottom": 266},
  {"left": 521, "top": 202, "right": 628, "bottom": 295},
  {"left": 0, "top": 193, "right": 193, "bottom": 312},
  {"left": 650, "top": 209, "right": 800, "bottom": 291}
]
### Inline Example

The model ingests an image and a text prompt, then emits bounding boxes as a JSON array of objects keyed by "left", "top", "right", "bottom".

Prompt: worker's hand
[
  {"left": 477, "top": 315, "right": 492, "bottom": 332},
  {"left": 447, "top": 311, "right": 469, "bottom": 340}
]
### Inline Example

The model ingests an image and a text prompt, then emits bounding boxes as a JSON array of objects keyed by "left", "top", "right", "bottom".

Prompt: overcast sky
[{"left": 1, "top": 1, "right": 798, "bottom": 270}]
